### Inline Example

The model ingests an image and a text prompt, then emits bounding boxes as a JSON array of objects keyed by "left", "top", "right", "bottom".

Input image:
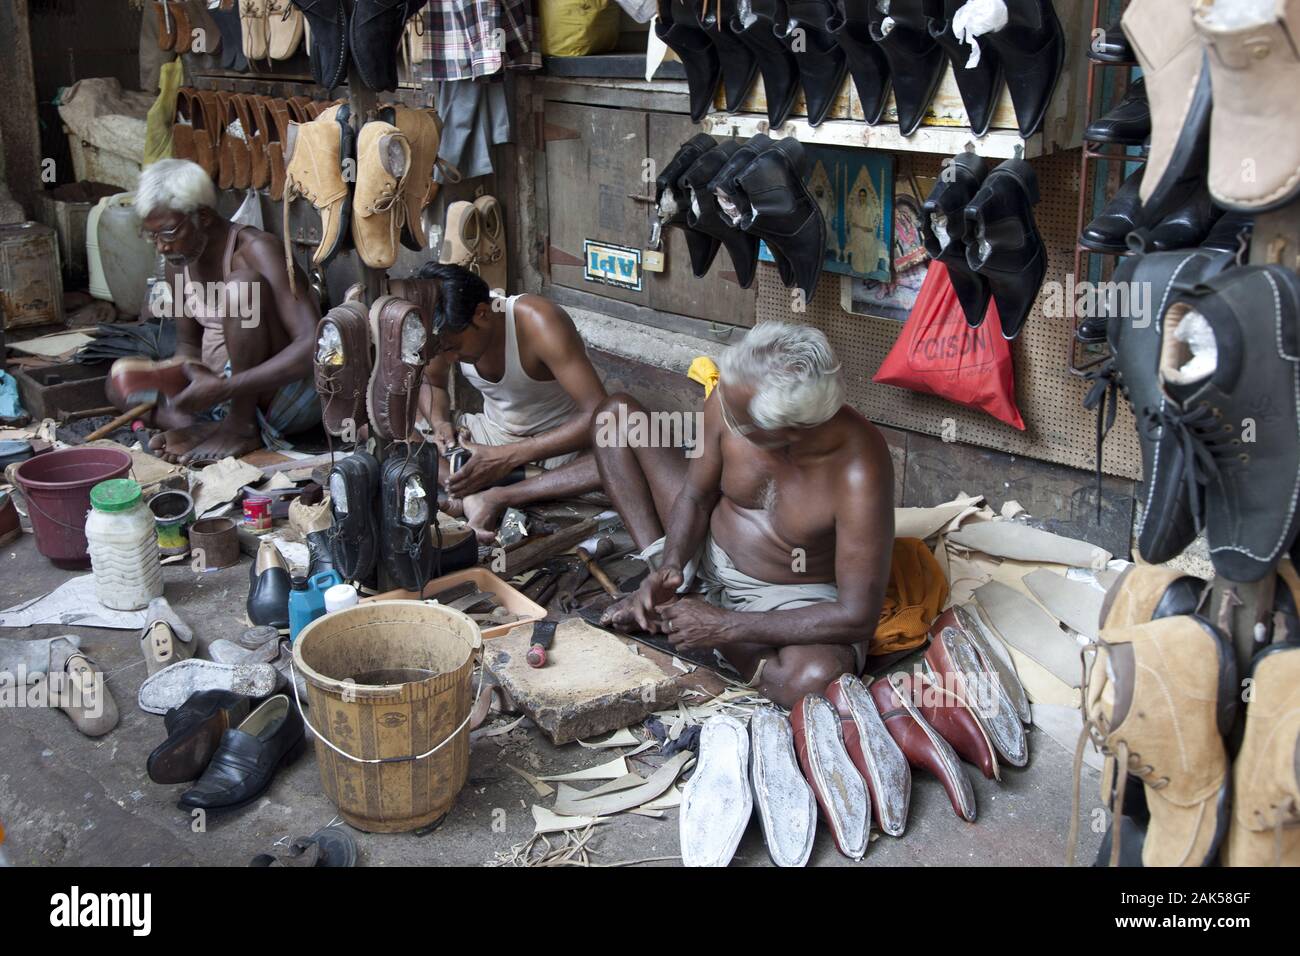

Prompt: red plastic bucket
[{"left": 14, "top": 447, "right": 132, "bottom": 568}]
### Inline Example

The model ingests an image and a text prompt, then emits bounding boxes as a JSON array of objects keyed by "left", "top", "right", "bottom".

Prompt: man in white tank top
[{"left": 415, "top": 264, "right": 608, "bottom": 542}]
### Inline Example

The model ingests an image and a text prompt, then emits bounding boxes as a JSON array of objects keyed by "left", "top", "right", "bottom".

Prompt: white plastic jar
[{"left": 85, "top": 478, "right": 163, "bottom": 610}]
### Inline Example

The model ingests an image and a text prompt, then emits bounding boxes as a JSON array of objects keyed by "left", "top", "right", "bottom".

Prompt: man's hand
[
  {"left": 657, "top": 597, "right": 736, "bottom": 651},
  {"left": 601, "top": 565, "right": 684, "bottom": 633},
  {"left": 444, "top": 440, "right": 518, "bottom": 497},
  {"left": 170, "top": 363, "right": 230, "bottom": 415},
  {"left": 430, "top": 421, "right": 457, "bottom": 454}
]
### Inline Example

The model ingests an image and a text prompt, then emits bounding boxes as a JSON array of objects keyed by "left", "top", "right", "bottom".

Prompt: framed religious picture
[{"left": 841, "top": 171, "right": 932, "bottom": 322}]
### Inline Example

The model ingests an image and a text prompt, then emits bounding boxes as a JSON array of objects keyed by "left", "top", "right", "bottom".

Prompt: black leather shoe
[
  {"left": 147, "top": 690, "right": 251, "bottom": 785},
  {"left": 656, "top": 134, "right": 723, "bottom": 277},
  {"left": 1080, "top": 168, "right": 1144, "bottom": 254},
  {"left": 306, "top": 529, "right": 336, "bottom": 579},
  {"left": 870, "top": 0, "right": 946, "bottom": 136},
  {"left": 179, "top": 696, "right": 305, "bottom": 811},
  {"left": 982, "top": 0, "right": 1064, "bottom": 137},
  {"left": 781, "top": 0, "right": 849, "bottom": 127},
  {"left": 1087, "top": 18, "right": 1134, "bottom": 65},
  {"left": 1084, "top": 77, "right": 1150, "bottom": 146},
  {"left": 1200, "top": 211, "right": 1253, "bottom": 256},
  {"left": 350, "top": 0, "right": 411, "bottom": 92},
  {"left": 380, "top": 448, "right": 435, "bottom": 592},
  {"left": 1076, "top": 313, "right": 1109, "bottom": 344},
  {"left": 327, "top": 451, "right": 380, "bottom": 583},
  {"left": 730, "top": 0, "right": 801, "bottom": 127},
  {"left": 684, "top": 140, "right": 761, "bottom": 287},
  {"left": 922, "top": 150, "right": 991, "bottom": 327},
  {"left": 709, "top": 135, "right": 793, "bottom": 284},
  {"left": 704, "top": 0, "right": 759, "bottom": 112},
  {"left": 1129, "top": 188, "right": 1220, "bottom": 254},
  {"left": 291, "top": 0, "right": 350, "bottom": 90},
  {"left": 733, "top": 138, "right": 826, "bottom": 298},
  {"left": 247, "top": 541, "right": 292, "bottom": 631},
  {"left": 962, "top": 157, "right": 1046, "bottom": 339},
  {"left": 211, "top": 0, "right": 249, "bottom": 71},
  {"left": 656, "top": 0, "right": 723, "bottom": 122},
  {"left": 928, "top": 0, "right": 1004, "bottom": 137},
  {"left": 828, "top": 0, "right": 891, "bottom": 125}
]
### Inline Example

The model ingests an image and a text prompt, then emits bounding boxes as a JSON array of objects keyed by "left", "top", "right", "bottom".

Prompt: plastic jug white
[{"left": 85, "top": 478, "right": 163, "bottom": 610}]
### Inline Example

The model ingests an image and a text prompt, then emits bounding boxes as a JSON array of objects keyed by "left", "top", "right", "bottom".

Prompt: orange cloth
[{"left": 871, "top": 537, "right": 949, "bottom": 655}]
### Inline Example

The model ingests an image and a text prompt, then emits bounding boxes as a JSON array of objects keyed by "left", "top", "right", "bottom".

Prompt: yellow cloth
[
  {"left": 143, "top": 59, "right": 184, "bottom": 166},
  {"left": 539, "top": 0, "right": 620, "bottom": 56},
  {"left": 872, "top": 537, "right": 949, "bottom": 655},
  {"left": 688, "top": 356, "right": 720, "bottom": 397}
]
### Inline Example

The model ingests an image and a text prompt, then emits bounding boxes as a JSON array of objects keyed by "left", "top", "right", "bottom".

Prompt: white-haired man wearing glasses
[
  {"left": 110, "top": 159, "right": 321, "bottom": 462},
  {"left": 595, "top": 322, "right": 894, "bottom": 707}
]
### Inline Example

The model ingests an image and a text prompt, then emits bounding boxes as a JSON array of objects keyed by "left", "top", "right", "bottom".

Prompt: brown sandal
[
  {"left": 193, "top": 90, "right": 224, "bottom": 180},
  {"left": 173, "top": 87, "right": 199, "bottom": 164},
  {"left": 155, "top": 0, "right": 178, "bottom": 51},
  {"left": 245, "top": 95, "right": 271, "bottom": 190}
]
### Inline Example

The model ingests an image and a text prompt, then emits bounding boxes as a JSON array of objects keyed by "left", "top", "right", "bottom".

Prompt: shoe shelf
[{"left": 188, "top": 70, "right": 429, "bottom": 111}]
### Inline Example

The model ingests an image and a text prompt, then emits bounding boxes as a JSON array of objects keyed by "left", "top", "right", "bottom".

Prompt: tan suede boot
[
  {"left": 1099, "top": 564, "right": 1205, "bottom": 630},
  {"left": 440, "top": 200, "right": 482, "bottom": 272},
  {"left": 1068, "top": 615, "right": 1237, "bottom": 867},
  {"left": 283, "top": 103, "right": 354, "bottom": 280},
  {"left": 1224, "top": 643, "right": 1300, "bottom": 866},
  {"left": 474, "top": 194, "right": 508, "bottom": 294},
  {"left": 351, "top": 120, "right": 410, "bottom": 270},
  {"left": 1194, "top": 0, "right": 1300, "bottom": 212},
  {"left": 382, "top": 105, "right": 442, "bottom": 252}
]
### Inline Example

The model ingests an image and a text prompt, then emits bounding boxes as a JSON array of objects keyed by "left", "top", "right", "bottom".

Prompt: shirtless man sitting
[
  {"left": 416, "top": 264, "right": 608, "bottom": 542},
  {"left": 597, "top": 322, "right": 894, "bottom": 708},
  {"left": 112, "top": 159, "right": 321, "bottom": 463}
]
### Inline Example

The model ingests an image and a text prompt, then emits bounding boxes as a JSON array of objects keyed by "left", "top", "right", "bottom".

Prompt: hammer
[
  {"left": 526, "top": 620, "right": 558, "bottom": 668},
  {"left": 576, "top": 536, "right": 619, "bottom": 598}
]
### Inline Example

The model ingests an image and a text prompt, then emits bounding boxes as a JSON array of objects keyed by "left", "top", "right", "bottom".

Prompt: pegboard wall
[{"left": 755, "top": 149, "right": 1143, "bottom": 481}]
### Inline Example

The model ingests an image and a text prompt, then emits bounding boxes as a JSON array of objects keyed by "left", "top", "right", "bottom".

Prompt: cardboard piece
[
  {"left": 1023, "top": 568, "right": 1105, "bottom": 639},
  {"left": 948, "top": 521, "right": 1111, "bottom": 569},
  {"left": 974, "top": 580, "right": 1085, "bottom": 688}
]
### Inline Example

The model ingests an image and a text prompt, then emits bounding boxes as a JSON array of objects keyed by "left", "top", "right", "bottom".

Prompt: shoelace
[{"left": 1142, "top": 399, "right": 1242, "bottom": 534}]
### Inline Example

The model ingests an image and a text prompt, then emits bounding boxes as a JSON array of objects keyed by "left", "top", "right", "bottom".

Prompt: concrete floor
[{"left": 0, "top": 529, "right": 1104, "bottom": 867}]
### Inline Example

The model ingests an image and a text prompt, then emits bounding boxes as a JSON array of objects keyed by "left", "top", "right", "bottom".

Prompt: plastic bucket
[
  {"left": 291, "top": 600, "right": 481, "bottom": 833},
  {"left": 14, "top": 447, "right": 132, "bottom": 568}
]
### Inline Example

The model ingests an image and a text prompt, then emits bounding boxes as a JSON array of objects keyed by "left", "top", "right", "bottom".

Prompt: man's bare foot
[
  {"left": 152, "top": 403, "right": 194, "bottom": 432},
  {"left": 149, "top": 422, "right": 217, "bottom": 463},
  {"left": 179, "top": 420, "right": 262, "bottom": 463},
  {"left": 462, "top": 489, "right": 507, "bottom": 544}
]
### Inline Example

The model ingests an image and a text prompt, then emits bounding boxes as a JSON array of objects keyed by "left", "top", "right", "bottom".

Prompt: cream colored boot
[
  {"left": 474, "top": 194, "right": 508, "bottom": 294},
  {"left": 440, "top": 200, "right": 482, "bottom": 272},
  {"left": 266, "top": 0, "right": 304, "bottom": 60},
  {"left": 382, "top": 105, "right": 442, "bottom": 252},
  {"left": 1224, "top": 643, "right": 1300, "bottom": 866},
  {"left": 1069, "top": 615, "right": 1236, "bottom": 866},
  {"left": 351, "top": 120, "right": 410, "bottom": 270},
  {"left": 283, "top": 103, "right": 354, "bottom": 279},
  {"left": 240, "top": 0, "right": 270, "bottom": 60}
]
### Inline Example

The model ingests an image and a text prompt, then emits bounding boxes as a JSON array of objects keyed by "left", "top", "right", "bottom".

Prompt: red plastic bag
[{"left": 872, "top": 261, "right": 1025, "bottom": 430}]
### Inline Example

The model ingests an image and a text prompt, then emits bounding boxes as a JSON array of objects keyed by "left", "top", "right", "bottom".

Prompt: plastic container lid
[
  {"left": 90, "top": 478, "right": 143, "bottom": 513},
  {"left": 324, "top": 583, "right": 359, "bottom": 613}
]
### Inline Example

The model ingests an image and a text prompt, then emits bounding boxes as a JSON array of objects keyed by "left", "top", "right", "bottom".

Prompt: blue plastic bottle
[{"left": 289, "top": 570, "right": 343, "bottom": 642}]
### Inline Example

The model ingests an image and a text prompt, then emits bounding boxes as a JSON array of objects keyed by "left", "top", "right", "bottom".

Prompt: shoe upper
[
  {"left": 367, "top": 295, "right": 428, "bottom": 441},
  {"left": 729, "top": 0, "right": 800, "bottom": 126},
  {"left": 922, "top": 151, "right": 991, "bottom": 326},
  {"left": 314, "top": 300, "right": 372, "bottom": 437},
  {"left": 962, "top": 158, "right": 1046, "bottom": 338},
  {"left": 351, "top": 0, "right": 409, "bottom": 91},
  {"left": 352, "top": 121, "right": 410, "bottom": 270},
  {"left": 284, "top": 103, "right": 354, "bottom": 268},
  {"left": 247, "top": 541, "right": 292, "bottom": 630},
  {"left": 869, "top": 0, "right": 946, "bottom": 136},
  {"left": 327, "top": 452, "right": 380, "bottom": 583},
  {"left": 657, "top": 135, "right": 723, "bottom": 277},
  {"left": 733, "top": 141, "right": 826, "bottom": 298},
  {"left": 828, "top": 0, "right": 891, "bottom": 125},
  {"left": 781, "top": 0, "right": 849, "bottom": 127},
  {"left": 927, "top": 0, "right": 1004, "bottom": 136},
  {"left": 1082, "top": 168, "right": 1144, "bottom": 250},
  {"left": 1084, "top": 76, "right": 1150, "bottom": 145},
  {"left": 379, "top": 450, "right": 435, "bottom": 591},
  {"left": 180, "top": 695, "right": 303, "bottom": 808},
  {"left": 655, "top": 0, "right": 722, "bottom": 122},
  {"left": 161, "top": 689, "right": 249, "bottom": 736},
  {"left": 980, "top": 0, "right": 1064, "bottom": 137},
  {"left": 1132, "top": 188, "right": 1219, "bottom": 254},
  {"left": 291, "top": 0, "right": 349, "bottom": 89},
  {"left": 381, "top": 105, "right": 442, "bottom": 252},
  {"left": 683, "top": 140, "right": 760, "bottom": 288},
  {"left": 700, "top": 0, "right": 759, "bottom": 113}
]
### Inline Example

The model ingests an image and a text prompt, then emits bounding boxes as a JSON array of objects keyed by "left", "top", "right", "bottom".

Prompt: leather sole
[
  {"left": 748, "top": 707, "right": 816, "bottom": 867},
  {"left": 680, "top": 715, "right": 753, "bottom": 867},
  {"left": 147, "top": 694, "right": 250, "bottom": 785},
  {"left": 796, "top": 695, "right": 870, "bottom": 859},
  {"left": 836, "top": 675, "right": 910, "bottom": 837}
]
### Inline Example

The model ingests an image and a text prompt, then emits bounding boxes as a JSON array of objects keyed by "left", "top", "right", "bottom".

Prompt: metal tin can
[{"left": 243, "top": 495, "right": 273, "bottom": 533}]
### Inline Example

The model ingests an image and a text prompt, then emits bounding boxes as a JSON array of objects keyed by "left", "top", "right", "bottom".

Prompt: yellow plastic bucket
[{"left": 291, "top": 600, "right": 481, "bottom": 833}]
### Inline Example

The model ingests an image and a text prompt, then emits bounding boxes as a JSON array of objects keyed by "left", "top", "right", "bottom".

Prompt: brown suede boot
[
  {"left": 351, "top": 120, "right": 410, "bottom": 270},
  {"left": 1069, "top": 615, "right": 1237, "bottom": 866},
  {"left": 382, "top": 105, "right": 442, "bottom": 253},
  {"left": 1224, "top": 643, "right": 1300, "bottom": 866}
]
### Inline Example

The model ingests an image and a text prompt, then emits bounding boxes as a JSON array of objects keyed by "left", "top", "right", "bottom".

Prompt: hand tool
[
  {"left": 85, "top": 401, "right": 154, "bottom": 442},
  {"left": 576, "top": 536, "right": 619, "bottom": 598},
  {"left": 527, "top": 620, "right": 559, "bottom": 668}
]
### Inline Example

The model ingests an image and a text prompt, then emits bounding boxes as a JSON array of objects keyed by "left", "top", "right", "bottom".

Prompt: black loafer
[
  {"left": 963, "top": 157, "right": 1047, "bottom": 340},
  {"left": 730, "top": 0, "right": 801, "bottom": 127},
  {"left": 656, "top": 0, "right": 723, "bottom": 122},
  {"left": 147, "top": 690, "right": 251, "bottom": 785},
  {"left": 922, "top": 150, "right": 991, "bottom": 327},
  {"left": 684, "top": 140, "right": 761, "bottom": 287},
  {"left": 291, "top": 0, "right": 350, "bottom": 90},
  {"left": 870, "top": 0, "right": 946, "bottom": 136},
  {"left": 1081, "top": 168, "right": 1144, "bottom": 254},
  {"left": 1084, "top": 77, "right": 1150, "bottom": 146},
  {"left": 327, "top": 451, "right": 380, "bottom": 584},
  {"left": 734, "top": 138, "right": 826, "bottom": 299},
  {"left": 705, "top": 0, "right": 760, "bottom": 112},
  {"left": 1128, "top": 187, "right": 1220, "bottom": 254},
  {"left": 247, "top": 541, "right": 292, "bottom": 631},
  {"left": 179, "top": 696, "right": 305, "bottom": 811},
  {"left": 983, "top": 0, "right": 1064, "bottom": 137},
  {"left": 928, "top": 0, "right": 1004, "bottom": 137},
  {"left": 781, "top": 0, "right": 849, "bottom": 127},
  {"left": 1087, "top": 19, "right": 1134, "bottom": 65},
  {"left": 380, "top": 447, "right": 435, "bottom": 592},
  {"left": 1200, "top": 211, "right": 1253, "bottom": 256},
  {"left": 828, "top": 0, "right": 891, "bottom": 125},
  {"left": 657, "top": 134, "right": 724, "bottom": 277}
]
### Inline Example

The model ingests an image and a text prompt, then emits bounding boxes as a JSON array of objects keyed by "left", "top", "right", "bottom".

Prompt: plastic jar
[{"left": 85, "top": 478, "right": 164, "bottom": 610}]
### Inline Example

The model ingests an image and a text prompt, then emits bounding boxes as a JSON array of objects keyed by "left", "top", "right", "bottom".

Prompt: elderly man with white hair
[
  {"left": 110, "top": 159, "right": 321, "bottom": 462},
  {"left": 595, "top": 322, "right": 895, "bottom": 707}
]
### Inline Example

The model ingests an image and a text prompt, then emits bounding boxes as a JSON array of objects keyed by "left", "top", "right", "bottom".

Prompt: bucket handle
[
  {"left": 16, "top": 463, "right": 143, "bottom": 533},
  {"left": 288, "top": 656, "right": 485, "bottom": 765}
]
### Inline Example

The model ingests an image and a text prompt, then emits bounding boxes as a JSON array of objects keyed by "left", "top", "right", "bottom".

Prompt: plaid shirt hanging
[{"left": 421, "top": 0, "right": 542, "bottom": 82}]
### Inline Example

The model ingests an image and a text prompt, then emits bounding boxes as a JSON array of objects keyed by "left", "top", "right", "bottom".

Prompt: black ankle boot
[
  {"left": 780, "top": 0, "right": 849, "bottom": 127},
  {"left": 380, "top": 450, "right": 435, "bottom": 592},
  {"left": 703, "top": 0, "right": 760, "bottom": 112},
  {"left": 683, "top": 140, "right": 761, "bottom": 287},
  {"left": 927, "top": 0, "right": 1004, "bottom": 137},
  {"left": 1084, "top": 77, "right": 1150, "bottom": 146},
  {"left": 291, "top": 0, "right": 349, "bottom": 90},
  {"left": 656, "top": 134, "right": 724, "bottom": 277},
  {"left": 656, "top": 0, "right": 723, "bottom": 122},
  {"left": 962, "top": 158, "right": 1046, "bottom": 340},
  {"left": 869, "top": 0, "right": 947, "bottom": 136},
  {"left": 982, "top": 0, "right": 1064, "bottom": 137},
  {"left": 922, "top": 150, "right": 991, "bottom": 327},
  {"left": 733, "top": 139, "right": 826, "bottom": 299},
  {"left": 828, "top": 0, "right": 891, "bottom": 125},
  {"left": 351, "top": 0, "right": 410, "bottom": 92},
  {"left": 1130, "top": 188, "right": 1220, "bottom": 254},
  {"left": 1081, "top": 168, "right": 1144, "bottom": 255},
  {"left": 327, "top": 451, "right": 380, "bottom": 583},
  {"left": 730, "top": 0, "right": 801, "bottom": 127},
  {"left": 211, "top": 0, "right": 250, "bottom": 71},
  {"left": 306, "top": 529, "right": 336, "bottom": 579}
]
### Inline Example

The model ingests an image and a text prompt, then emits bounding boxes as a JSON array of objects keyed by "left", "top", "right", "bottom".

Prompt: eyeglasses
[
  {"left": 139, "top": 214, "right": 197, "bottom": 245},
  {"left": 718, "top": 387, "right": 759, "bottom": 438}
]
